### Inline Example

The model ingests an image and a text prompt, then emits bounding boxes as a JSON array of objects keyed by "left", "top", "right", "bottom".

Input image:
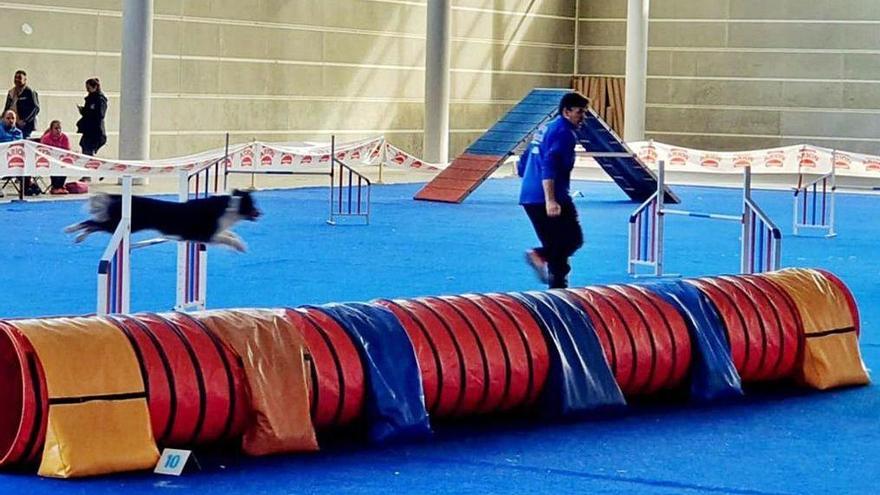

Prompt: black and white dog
[{"left": 65, "top": 190, "right": 261, "bottom": 252}]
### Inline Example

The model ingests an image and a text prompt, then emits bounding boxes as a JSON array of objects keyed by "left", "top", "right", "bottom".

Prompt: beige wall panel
[
  {"left": 453, "top": 41, "right": 572, "bottom": 73},
  {"left": 451, "top": 102, "right": 512, "bottom": 129},
  {"left": 323, "top": 1, "right": 425, "bottom": 36},
  {"left": 219, "top": 24, "right": 271, "bottom": 59},
  {"left": 152, "top": 58, "right": 181, "bottom": 94},
  {"left": 154, "top": 0, "right": 182, "bottom": 16},
  {"left": 321, "top": 67, "right": 423, "bottom": 99},
  {"left": 729, "top": 0, "right": 880, "bottom": 21},
  {"left": 258, "top": 0, "right": 325, "bottom": 25},
  {"left": 96, "top": 14, "right": 122, "bottom": 53},
  {"left": 266, "top": 29, "right": 324, "bottom": 63},
  {"left": 153, "top": 19, "right": 185, "bottom": 56},
  {"left": 454, "top": 0, "right": 575, "bottom": 18},
  {"left": 577, "top": 49, "right": 624, "bottom": 75},
  {"left": 779, "top": 137, "right": 880, "bottom": 156},
  {"left": 451, "top": 73, "right": 570, "bottom": 100},
  {"left": 842, "top": 54, "right": 880, "bottom": 81},
  {"left": 667, "top": 51, "right": 844, "bottom": 79},
  {"left": 650, "top": 0, "right": 729, "bottom": 19},
  {"left": 728, "top": 23, "right": 880, "bottom": 51},
  {"left": 324, "top": 32, "right": 423, "bottom": 67},
  {"left": 650, "top": 22, "right": 727, "bottom": 48},
  {"left": 216, "top": 62, "right": 325, "bottom": 96},
  {"left": 0, "top": 10, "right": 98, "bottom": 51},
  {"left": 453, "top": 10, "right": 574, "bottom": 45},
  {"left": 2, "top": 0, "right": 119, "bottom": 11},
  {"left": 780, "top": 81, "right": 843, "bottom": 109},
  {"left": 179, "top": 0, "right": 268, "bottom": 22},
  {"left": 176, "top": 20, "right": 222, "bottom": 57},
  {"left": 284, "top": 101, "right": 422, "bottom": 131},
  {"left": 578, "top": 0, "right": 625, "bottom": 19},
  {"left": 647, "top": 107, "right": 781, "bottom": 135},
  {"left": 841, "top": 83, "right": 880, "bottom": 110},
  {"left": 578, "top": 20, "right": 625, "bottom": 46},
  {"left": 172, "top": 59, "right": 221, "bottom": 94},
  {"left": 780, "top": 111, "right": 880, "bottom": 140}
]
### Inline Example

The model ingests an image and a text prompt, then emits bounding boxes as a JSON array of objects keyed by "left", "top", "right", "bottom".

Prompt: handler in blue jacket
[{"left": 519, "top": 92, "right": 588, "bottom": 289}]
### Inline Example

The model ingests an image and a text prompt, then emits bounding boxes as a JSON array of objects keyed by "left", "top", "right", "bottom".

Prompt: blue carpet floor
[{"left": 0, "top": 178, "right": 877, "bottom": 494}]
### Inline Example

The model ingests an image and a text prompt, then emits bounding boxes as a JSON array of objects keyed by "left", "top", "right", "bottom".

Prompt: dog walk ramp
[
  {"left": 414, "top": 88, "right": 570, "bottom": 203},
  {"left": 579, "top": 108, "right": 679, "bottom": 204}
]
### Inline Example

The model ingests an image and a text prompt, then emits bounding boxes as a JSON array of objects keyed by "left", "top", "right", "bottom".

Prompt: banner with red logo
[
  {"left": 619, "top": 141, "right": 880, "bottom": 177},
  {"left": 0, "top": 136, "right": 443, "bottom": 177},
  {"left": 0, "top": 139, "right": 247, "bottom": 177}
]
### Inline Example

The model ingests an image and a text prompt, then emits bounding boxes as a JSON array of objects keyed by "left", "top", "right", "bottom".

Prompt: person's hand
[{"left": 546, "top": 200, "right": 561, "bottom": 217}]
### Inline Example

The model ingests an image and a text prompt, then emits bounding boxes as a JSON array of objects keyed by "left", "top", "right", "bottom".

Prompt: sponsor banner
[
  {"left": 226, "top": 136, "right": 386, "bottom": 172},
  {"left": 0, "top": 139, "right": 242, "bottom": 177},
  {"left": 379, "top": 143, "right": 446, "bottom": 171},
  {"left": 616, "top": 141, "right": 880, "bottom": 177},
  {"left": 0, "top": 136, "right": 440, "bottom": 177}
]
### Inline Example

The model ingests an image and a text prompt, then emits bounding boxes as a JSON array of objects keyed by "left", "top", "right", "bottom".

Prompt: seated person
[
  {"left": 0, "top": 109, "right": 22, "bottom": 142},
  {"left": 0, "top": 110, "right": 23, "bottom": 198},
  {"left": 40, "top": 120, "right": 71, "bottom": 194}
]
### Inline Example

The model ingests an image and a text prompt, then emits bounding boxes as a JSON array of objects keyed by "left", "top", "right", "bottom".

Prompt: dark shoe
[{"left": 524, "top": 249, "right": 549, "bottom": 284}]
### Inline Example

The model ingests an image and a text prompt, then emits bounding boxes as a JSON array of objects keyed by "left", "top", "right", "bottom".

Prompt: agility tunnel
[{"left": 0, "top": 268, "right": 868, "bottom": 478}]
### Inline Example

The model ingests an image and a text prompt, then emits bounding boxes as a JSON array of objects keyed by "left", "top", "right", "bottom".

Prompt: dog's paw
[{"left": 63, "top": 222, "right": 82, "bottom": 233}]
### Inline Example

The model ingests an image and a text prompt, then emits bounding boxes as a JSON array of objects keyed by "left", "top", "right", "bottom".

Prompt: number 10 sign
[{"left": 154, "top": 448, "right": 193, "bottom": 476}]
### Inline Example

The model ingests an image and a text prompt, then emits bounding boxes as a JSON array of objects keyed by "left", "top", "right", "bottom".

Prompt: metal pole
[
  {"left": 223, "top": 132, "right": 229, "bottom": 192},
  {"left": 573, "top": 0, "right": 580, "bottom": 76},
  {"left": 741, "top": 167, "right": 753, "bottom": 274},
  {"left": 176, "top": 170, "right": 188, "bottom": 309},
  {"left": 119, "top": 0, "right": 153, "bottom": 185},
  {"left": 424, "top": 0, "right": 451, "bottom": 164},
  {"left": 654, "top": 159, "right": 665, "bottom": 276},
  {"left": 120, "top": 175, "right": 132, "bottom": 313},
  {"left": 624, "top": 0, "right": 649, "bottom": 141}
]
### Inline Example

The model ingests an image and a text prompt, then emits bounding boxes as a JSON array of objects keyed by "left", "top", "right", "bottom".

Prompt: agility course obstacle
[
  {"left": 0, "top": 268, "right": 867, "bottom": 478},
  {"left": 629, "top": 160, "right": 781, "bottom": 277},
  {"left": 793, "top": 155, "right": 836, "bottom": 237},
  {"left": 414, "top": 88, "right": 677, "bottom": 204}
]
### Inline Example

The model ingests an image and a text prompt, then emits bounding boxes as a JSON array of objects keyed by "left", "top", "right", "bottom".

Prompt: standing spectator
[
  {"left": 75, "top": 78, "right": 107, "bottom": 182},
  {"left": 76, "top": 77, "right": 107, "bottom": 156},
  {"left": 0, "top": 110, "right": 23, "bottom": 198},
  {"left": 3, "top": 70, "right": 40, "bottom": 138},
  {"left": 519, "top": 92, "right": 588, "bottom": 289},
  {"left": 40, "top": 120, "right": 71, "bottom": 194}
]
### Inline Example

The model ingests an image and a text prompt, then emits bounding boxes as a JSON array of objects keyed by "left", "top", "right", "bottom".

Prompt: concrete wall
[
  {"left": 0, "top": 0, "right": 576, "bottom": 160},
  {"left": 578, "top": 0, "right": 880, "bottom": 154}
]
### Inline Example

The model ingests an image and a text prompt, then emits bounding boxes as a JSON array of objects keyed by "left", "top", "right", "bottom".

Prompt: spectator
[
  {"left": 0, "top": 110, "right": 23, "bottom": 199},
  {"left": 40, "top": 120, "right": 71, "bottom": 194},
  {"left": 3, "top": 70, "right": 40, "bottom": 138},
  {"left": 75, "top": 77, "right": 107, "bottom": 182},
  {"left": 0, "top": 109, "right": 22, "bottom": 142}
]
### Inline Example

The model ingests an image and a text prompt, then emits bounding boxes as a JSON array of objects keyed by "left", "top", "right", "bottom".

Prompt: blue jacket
[
  {"left": 0, "top": 123, "right": 22, "bottom": 143},
  {"left": 519, "top": 115, "right": 579, "bottom": 205}
]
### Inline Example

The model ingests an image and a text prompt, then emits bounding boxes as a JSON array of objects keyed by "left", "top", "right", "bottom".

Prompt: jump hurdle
[
  {"left": 793, "top": 153, "right": 836, "bottom": 237},
  {"left": 97, "top": 154, "right": 224, "bottom": 315},
  {"left": 628, "top": 160, "right": 782, "bottom": 277},
  {"left": 224, "top": 135, "right": 372, "bottom": 225}
]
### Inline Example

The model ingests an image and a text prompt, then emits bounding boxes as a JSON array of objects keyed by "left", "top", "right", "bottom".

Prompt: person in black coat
[
  {"left": 76, "top": 77, "right": 107, "bottom": 156},
  {"left": 3, "top": 69, "right": 40, "bottom": 138}
]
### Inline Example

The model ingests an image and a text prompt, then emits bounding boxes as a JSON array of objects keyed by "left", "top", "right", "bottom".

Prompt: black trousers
[{"left": 523, "top": 201, "right": 584, "bottom": 289}]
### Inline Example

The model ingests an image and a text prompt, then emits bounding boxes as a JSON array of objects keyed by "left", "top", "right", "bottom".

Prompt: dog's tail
[{"left": 88, "top": 193, "right": 113, "bottom": 222}]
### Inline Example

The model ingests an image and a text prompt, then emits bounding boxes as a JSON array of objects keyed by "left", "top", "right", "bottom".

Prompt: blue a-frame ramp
[{"left": 414, "top": 88, "right": 679, "bottom": 204}]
